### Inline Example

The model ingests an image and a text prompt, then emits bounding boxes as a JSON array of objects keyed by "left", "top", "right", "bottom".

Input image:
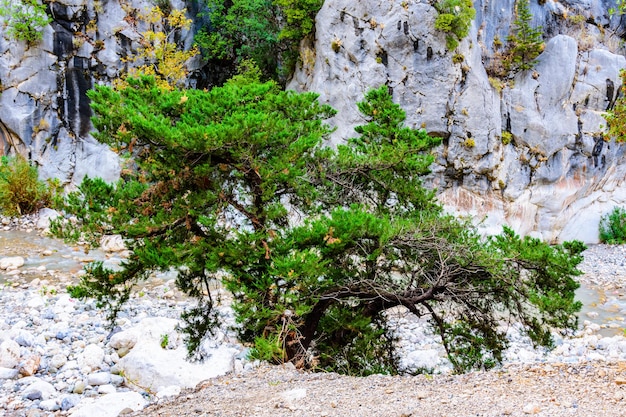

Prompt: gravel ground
[
  {"left": 133, "top": 362, "right": 626, "bottom": 417},
  {"left": 133, "top": 244, "right": 626, "bottom": 417}
]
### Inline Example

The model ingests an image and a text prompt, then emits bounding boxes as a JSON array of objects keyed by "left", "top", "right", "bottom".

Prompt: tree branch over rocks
[{"left": 53, "top": 67, "right": 585, "bottom": 375}]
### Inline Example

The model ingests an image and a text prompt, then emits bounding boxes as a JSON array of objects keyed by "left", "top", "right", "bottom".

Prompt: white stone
[
  {"left": 78, "top": 344, "right": 105, "bottom": 372},
  {"left": 0, "top": 367, "right": 18, "bottom": 379},
  {"left": 100, "top": 235, "right": 126, "bottom": 253},
  {"left": 156, "top": 385, "right": 181, "bottom": 399},
  {"left": 0, "top": 256, "right": 25, "bottom": 270},
  {"left": 36, "top": 208, "right": 61, "bottom": 230},
  {"left": 22, "top": 378, "right": 57, "bottom": 400},
  {"left": 0, "top": 339, "right": 20, "bottom": 369},
  {"left": 116, "top": 317, "right": 238, "bottom": 390},
  {"left": 68, "top": 391, "right": 147, "bottom": 417},
  {"left": 403, "top": 349, "right": 441, "bottom": 371},
  {"left": 87, "top": 372, "right": 111, "bottom": 386},
  {"left": 97, "top": 384, "right": 117, "bottom": 395}
]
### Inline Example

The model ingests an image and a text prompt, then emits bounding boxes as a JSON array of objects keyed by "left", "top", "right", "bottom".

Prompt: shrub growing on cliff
[
  {"left": 599, "top": 207, "right": 626, "bottom": 244},
  {"left": 0, "top": 155, "right": 54, "bottom": 216},
  {"left": 434, "top": 0, "right": 476, "bottom": 51},
  {"left": 56, "top": 71, "right": 585, "bottom": 375},
  {"left": 603, "top": 69, "right": 626, "bottom": 143},
  {"left": 0, "top": 0, "right": 51, "bottom": 44},
  {"left": 116, "top": 6, "right": 198, "bottom": 90},
  {"left": 196, "top": 0, "right": 323, "bottom": 82}
]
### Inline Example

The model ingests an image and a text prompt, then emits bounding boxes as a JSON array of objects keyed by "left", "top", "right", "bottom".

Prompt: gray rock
[
  {"left": 0, "top": 367, "right": 18, "bottom": 379},
  {"left": 289, "top": 0, "right": 626, "bottom": 244},
  {"left": 61, "top": 394, "right": 81, "bottom": 411}
]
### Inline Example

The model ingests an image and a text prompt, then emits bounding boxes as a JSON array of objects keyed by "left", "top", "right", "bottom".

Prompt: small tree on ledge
[
  {"left": 54, "top": 69, "right": 585, "bottom": 375},
  {"left": 506, "top": 0, "right": 544, "bottom": 72}
]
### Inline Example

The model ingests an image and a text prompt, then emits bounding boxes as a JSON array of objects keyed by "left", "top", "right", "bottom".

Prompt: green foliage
[
  {"left": 0, "top": 155, "right": 56, "bottom": 216},
  {"left": 599, "top": 207, "right": 626, "bottom": 244},
  {"left": 57, "top": 74, "right": 585, "bottom": 375},
  {"left": 160, "top": 333, "right": 169, "bottom": 349},
  {"left": 507, "top": 0, "right": 544, "bottom": 71},
  {"left": 604, "top": 69, "right": 626, "bottom": 143},
  {"left": 434, "top": 0, "right": 476, "bottom": 51},
  {"left": 196, "top": 0, "right": 323, "bottom": 81},
  {"left": 0, "top": 0, "right": 51, "bottom": 44}
]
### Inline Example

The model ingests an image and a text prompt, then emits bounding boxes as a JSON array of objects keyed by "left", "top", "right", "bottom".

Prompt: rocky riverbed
[{"left": 0, "top": 213, "right": 626, "bottom": 416}]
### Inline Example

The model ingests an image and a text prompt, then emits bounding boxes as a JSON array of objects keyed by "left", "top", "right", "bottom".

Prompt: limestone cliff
[
  {"left": 0, "top": 0, "right": 198, "bottom": 185},
  {"left": 289, "top": 0, "right": 626, "bottom": 243},
  {"left": 0, "top": 0, "right": 625, "bottom": 243}
]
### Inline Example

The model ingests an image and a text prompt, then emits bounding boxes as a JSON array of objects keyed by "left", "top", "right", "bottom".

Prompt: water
[
  {"left": 0, "top": 230, "right": 117, "bottom": 283},
  {"left": 1, "top": 230, "right": 624, "bottom": 335}
]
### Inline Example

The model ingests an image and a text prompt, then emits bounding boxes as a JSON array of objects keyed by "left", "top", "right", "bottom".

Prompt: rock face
[
  {"left": 0, "top": 0, "right": 625, "bottom": 242},
  {"left": 289, "top": 0, "right": 626, "bottom": 243},
  {"left": 0, "top": 0, "right": 196, "bottom": 185}
]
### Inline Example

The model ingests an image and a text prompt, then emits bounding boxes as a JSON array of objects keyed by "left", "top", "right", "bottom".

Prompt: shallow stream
[{"left": 1, "top": 230, "right": 624, "bottom": 335}]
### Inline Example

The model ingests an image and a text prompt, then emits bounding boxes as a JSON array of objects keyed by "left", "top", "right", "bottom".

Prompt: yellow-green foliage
[
  {"left": 463, "top": 138, "right": 475, "bottom": 148},
  {"left": 0, "top": 155, "right": 54, "bottom": 216},
  {"left": 501, "top": 131, "right": 513, "bottom": 145},
  {"left": 116, "top": 7, "right": 198, "bottom": 90},
  {"left": 604, "top": 69, "right": 626, "bottom": 143}
]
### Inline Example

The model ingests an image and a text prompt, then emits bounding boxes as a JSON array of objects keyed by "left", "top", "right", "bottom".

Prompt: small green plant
[
  {"left": 0, "top": 155, "right": 56, "bottom": 216},
  {"left": 501, "top": 131, "right": 513, "bottom": 145},
  {"left": 0, "top": 0, "right": 51, "bottom": 44},
  {"left": 160, "top": 333, "right": 169, "bottom": 349},
  {"left": 434, "top": 0, "right": 476, "bottom": 51},
  {"left": 599, "top": 207, "right": 626, "bottom": 244}
]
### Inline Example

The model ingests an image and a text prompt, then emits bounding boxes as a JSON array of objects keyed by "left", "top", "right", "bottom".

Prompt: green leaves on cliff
[
  {"left": 507, "top": 0, "right": 544, "bottom": 71},
  {"left": 604, "top": 69, "right": 626, "bottom": 143},
  {"left": 57, "top": 73, "right": 584, "bottom": 375},
  {"left": 434, "top": 0, "right": 476, "bottom": 51},
  {"left": 196, "top": 0, "right": 323, "bottom": 81},
  {"left": 0, "top": 0, "right": 51, "bottom": 44}
]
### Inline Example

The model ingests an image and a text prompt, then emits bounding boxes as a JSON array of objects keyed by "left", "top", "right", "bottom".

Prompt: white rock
[
  {"left": 403, "top": 349, "right": 441, "bottom": 371},
  {"left": 0, "top": 256, "right": 25, "bottom": 270},
  {"left": 22, "top": 378, "right": 57, "bottom": 400},
  {"left": 97, "top": 384, "right": 117, "bottom": 395},
  {"left": 68, "top": 391, "right": 147, "bottom": 417},
  {"left": 0, "top": 367, "right": 18, "bottom": 379},
  {"left": 39, "top": 398, "right": 60, "bottom": 412},
  {"left": 100, "top": 235, "right": 126, "bottom": 253},
  {"left": 36, "top": 208, "right": 61, "bottom": 230},
  {"left": 78, "top": 344, "right": 105, "bottom": 372},
  {"left": 87, "top": 371, "right": 111, "bottom": 386},
  {"left": 116, "top": 317, "right": 238, "bottom": 390},
  {"left": 0, "top": 339, "right": 21, "bottom": 369},
  {"left": 156, "top": 385, "right": 181, "bottom": 399}
]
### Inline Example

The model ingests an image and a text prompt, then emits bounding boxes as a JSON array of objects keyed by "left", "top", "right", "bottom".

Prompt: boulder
[
  {"left": 114, "top": 317, "right": 239, "bottom": 391},
  {"left": 0, "top": 256, "right": 25, "bottom": 270}
]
